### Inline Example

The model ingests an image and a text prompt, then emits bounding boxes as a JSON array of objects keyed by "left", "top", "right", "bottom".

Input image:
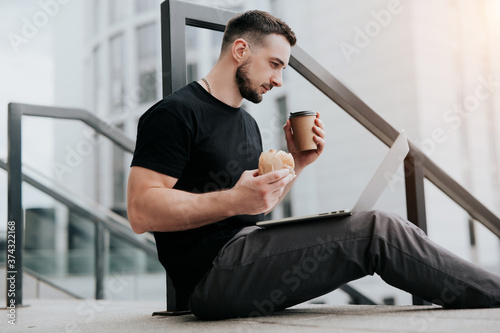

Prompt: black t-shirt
[{"left": 131, "top": 82, "right": 264, "bottom": 302}]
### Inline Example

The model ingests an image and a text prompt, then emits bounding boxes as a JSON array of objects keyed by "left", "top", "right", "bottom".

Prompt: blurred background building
[{"left": 1, "top": 0, "right": 499, "bottom": 305}]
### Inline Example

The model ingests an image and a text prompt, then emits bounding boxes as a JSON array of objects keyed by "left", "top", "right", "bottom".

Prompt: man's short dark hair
[{"left": 221, "top": 10, "right": 297, "bottom": 52}]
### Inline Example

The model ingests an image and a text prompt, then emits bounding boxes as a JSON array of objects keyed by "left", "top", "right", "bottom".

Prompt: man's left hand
[{"left": 283, "top": 112, "right": 326, "bottom": 173}]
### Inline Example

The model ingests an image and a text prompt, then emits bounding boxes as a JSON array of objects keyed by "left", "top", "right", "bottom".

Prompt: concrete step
[{"left": 1, "top": 299, "right": 499, "bottom": 332}]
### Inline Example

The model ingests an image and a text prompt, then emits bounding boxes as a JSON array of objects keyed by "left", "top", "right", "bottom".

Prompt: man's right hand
[{"left": 230, "top": 169, "right": 294, "bottom": 215}]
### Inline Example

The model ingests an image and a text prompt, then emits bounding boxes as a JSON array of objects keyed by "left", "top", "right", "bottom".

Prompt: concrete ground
[{"left": 1, "top": 299, "right": 499, "bottom": 332}]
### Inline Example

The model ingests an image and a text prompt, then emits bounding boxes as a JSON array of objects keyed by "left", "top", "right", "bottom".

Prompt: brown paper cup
[{"left": 289, "top": 111, "right": 317, "bottom": 151}]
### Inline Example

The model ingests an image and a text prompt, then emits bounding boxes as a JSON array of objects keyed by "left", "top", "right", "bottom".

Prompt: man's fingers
[
  {"left": 265, "top": 171, "right": 294, "bottom": 194},
  {"left": 260, "top": 169, "right": 290, "bottom": 184},
  {"left": 248, "top": 169, "right": 260, "bottom": 177},
  {"left": 313, "top": 124, "right": 325, "bottom": 138}
]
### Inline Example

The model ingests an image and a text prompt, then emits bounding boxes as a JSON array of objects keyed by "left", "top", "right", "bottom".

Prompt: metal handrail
[
  {"left": 10, "top": 103, "right": 135, "bottom": 152},
  {"left": 5, "top": 102, "right": 154, "bottom": 307},
  {"left": 23, "top": 267, "right": 85, "bottom": 300},
  {"left": 0, "top": 158, "right": 156, "bottom": 254}
]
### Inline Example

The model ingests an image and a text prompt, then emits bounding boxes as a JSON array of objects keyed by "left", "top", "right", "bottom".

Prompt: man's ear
[{"left": 232, "top": 38, "right": 250, "bottom": 63}]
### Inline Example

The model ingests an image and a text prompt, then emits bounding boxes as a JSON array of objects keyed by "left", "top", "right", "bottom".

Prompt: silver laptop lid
[{"left": 351, "top": 130, "right": 409, "bottom": 214}]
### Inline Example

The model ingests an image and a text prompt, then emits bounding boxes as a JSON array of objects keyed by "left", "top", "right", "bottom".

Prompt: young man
[{"left": 127, "top": 10, "right": 500, "bottom": 319}]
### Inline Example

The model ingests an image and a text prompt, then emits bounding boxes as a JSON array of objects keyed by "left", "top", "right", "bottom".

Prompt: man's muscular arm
[{"left": 126, "top": 166, "right": 293, "bottom": 234}]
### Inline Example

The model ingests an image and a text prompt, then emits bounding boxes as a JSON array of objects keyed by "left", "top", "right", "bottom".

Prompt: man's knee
[
  {"left": 367, "top": 209, "right": 427, "bottom": 239},
  {"left": 364, "top": 209, "right": 401, "bottom": 227},
  {"left": 369, "top": 209, "right": 402, "bottom": 220}
]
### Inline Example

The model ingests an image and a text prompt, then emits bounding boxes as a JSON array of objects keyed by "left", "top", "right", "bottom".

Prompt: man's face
[{"left": 235, "top": 34, "right": 291, "bottom": 104}]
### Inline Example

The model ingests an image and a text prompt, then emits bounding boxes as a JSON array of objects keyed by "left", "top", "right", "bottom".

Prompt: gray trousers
[{"left": 188, "top": 210, "right": 500, "bottom": 319}]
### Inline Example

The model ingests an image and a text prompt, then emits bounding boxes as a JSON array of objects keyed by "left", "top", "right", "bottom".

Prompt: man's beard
[{"left": 235, "top": 59, "right": 263, "bottom": 104}]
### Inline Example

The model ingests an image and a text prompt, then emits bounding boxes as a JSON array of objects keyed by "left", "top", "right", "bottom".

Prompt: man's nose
[{"left": 271, "top": 71, "right": 283, "bottom": 87}]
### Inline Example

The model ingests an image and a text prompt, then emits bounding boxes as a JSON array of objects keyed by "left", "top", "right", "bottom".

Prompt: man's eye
[{"left": 271, "top": 62, "right": 279, "bottom": 68}]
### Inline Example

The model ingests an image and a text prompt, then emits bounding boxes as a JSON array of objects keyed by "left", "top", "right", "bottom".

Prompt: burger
[{"left": 258, "top": 149, "right": 296, "bottom": 177}]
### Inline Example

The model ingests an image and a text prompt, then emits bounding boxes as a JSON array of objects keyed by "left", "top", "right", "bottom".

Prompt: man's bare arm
[{"left": 126, "top": 166, "right": 293, "bottom": 234}]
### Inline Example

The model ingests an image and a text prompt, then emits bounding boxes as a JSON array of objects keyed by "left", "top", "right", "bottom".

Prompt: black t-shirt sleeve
[{"left": 131, "top": 102, "right": 193, "bottom": 179}]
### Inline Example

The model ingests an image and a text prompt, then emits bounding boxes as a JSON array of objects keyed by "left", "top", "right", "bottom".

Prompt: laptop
[{"left": 256, "top": 130, "right": 410, "bottom": 227}]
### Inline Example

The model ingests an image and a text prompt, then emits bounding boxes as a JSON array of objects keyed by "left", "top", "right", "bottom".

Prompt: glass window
[
  {"left": 186, "top": 25, "right": 198, "bottom": 50},
  {"left": 109, "top": 34, "right": 125, "bottom": 112},
  {"left": 24, "top": 208, "right": 56, "bottom": 275},
  {"left": 137, "top": 23, "right": 156, "bottom": 60},
  {"left": 92, "top": 0, "right": 102, "bottom": 35},
  {"left": 135, "top": 0, "right": 158, "bottom": 13},
  {"left": 138, "top": 70, "right": 157, "bottom": 103},
  {"left": 109, "top": 0, "right": 126, "bottom": 25},
  {"left": 136, "top": 23, "right": 158, "bottom": 104},
  {"left": 68, "top": 211, "right": 95, "bottom": 275}
]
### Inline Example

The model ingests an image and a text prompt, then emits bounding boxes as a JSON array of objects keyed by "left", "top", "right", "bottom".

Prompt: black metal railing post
[
  {"left": 95, "top": 221, "right": 106, "bottom": 299},
  {"left": 7, "top": 103, "right": 24, "bottom": 308},
  {"left": 404, "top": 150, "right": 430, "bottom": 305},
  {"left": 404, "top": 151, "right": 428, "bottom": 234}
]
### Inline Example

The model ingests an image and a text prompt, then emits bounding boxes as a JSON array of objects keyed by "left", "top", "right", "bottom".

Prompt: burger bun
[{"left": 258, "top": 149, "right": 296, "bottom": 177}]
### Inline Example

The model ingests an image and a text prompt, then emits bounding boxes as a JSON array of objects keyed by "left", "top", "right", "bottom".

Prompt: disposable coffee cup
[{"left": 289, "top": 111, "right": 318, "bottom": 151}]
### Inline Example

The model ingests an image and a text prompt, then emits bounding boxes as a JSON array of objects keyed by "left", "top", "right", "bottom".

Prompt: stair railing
[{"left": 5, "top": 103, "right": 156, "bottom": 308}]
